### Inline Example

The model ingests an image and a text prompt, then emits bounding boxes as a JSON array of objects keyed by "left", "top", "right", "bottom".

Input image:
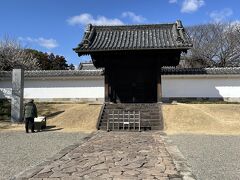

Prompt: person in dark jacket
[{"left": 24, "top": 99, "right": 37, "bottom": 133}]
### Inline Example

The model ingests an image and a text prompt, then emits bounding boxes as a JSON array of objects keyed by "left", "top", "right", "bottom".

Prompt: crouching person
[{"left": 24, "top": 99, "right": 38, "bottom": 133}]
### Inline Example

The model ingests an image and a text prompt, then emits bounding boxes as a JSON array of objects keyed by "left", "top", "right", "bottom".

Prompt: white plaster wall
[
  {"left": 24, "top": 79, "right": 104, "bottom": 99},
  {"left": 0, "top": 78, "right": 104, "bottom": 100},
  {"left": 0, "top": 80, "right": 12, "bottom": 99},
  {"left": 162, "top": 76, "right": 240, "bottom": 98},
  {"left": 1, "top": 76, "right": 240, "bottom": 100}
]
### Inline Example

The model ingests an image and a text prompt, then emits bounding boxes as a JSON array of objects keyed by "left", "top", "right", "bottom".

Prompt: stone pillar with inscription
[{"left": 11, "top": 68, "right": 24, "bottom": 123}]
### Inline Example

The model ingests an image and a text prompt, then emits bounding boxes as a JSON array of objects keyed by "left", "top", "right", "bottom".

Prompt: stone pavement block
[
  {"left": 137, "top": 175, "right": 156, "bottom": 180},
  {"left": 34, "top": 171, "right": 53, "bottom": 178},
  {"left": 61, "top": 166, "right": 77, "bottom": 173},
  {"left": 14, "top": 131, "right": 197, "bottom": 180},
  {"left": 154, "top": 176, "right": 169, "bottom": 180},
  {"left": 49, "top": 172, "right": 70, "bottom": 178},
  {"left": 83, "top": 169, "right": 108, "bottom": 178},
  {"left": 91, "top": 163, "right": 108, "bottom": 170},
  {"left": 123, "top": 170, "right": 140, "bottom": 176},
  {"left": 113, "top": 175, "right": 138, "bottom": 180},
  {"left": 114, "top": 159, "right": 129, "bottom": 166},
  {"left": 98, "top": 173, "right": 113, "bottom": 179},
  {"left": 109, "top": 167, "right": 124, "bottom": 175}
]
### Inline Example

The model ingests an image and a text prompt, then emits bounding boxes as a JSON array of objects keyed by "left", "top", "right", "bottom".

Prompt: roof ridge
[
  {"left": 93, "top": 23, "right": 175, "bottom": 29},
  {"left": 25, "top": 69, "right": 101, "bottom": 72}
]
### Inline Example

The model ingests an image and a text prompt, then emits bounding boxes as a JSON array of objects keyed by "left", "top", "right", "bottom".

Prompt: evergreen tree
[
  {"left": 69, "top": 64, "right": 75, "bottom": 70},
  {"left": 26, "top": 50, "right": 69, "bottom": 70},
  {"left": 25, "top": 49, "right": 51, "bottom": 70},
  {"left": 52, "top": 55, "right": 68, "bottom": 70}
]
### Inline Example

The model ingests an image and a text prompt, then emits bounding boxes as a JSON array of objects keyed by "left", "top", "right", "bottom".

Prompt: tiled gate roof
[{"left": 74, "top": 20, "right": 192, "bottom": 55}]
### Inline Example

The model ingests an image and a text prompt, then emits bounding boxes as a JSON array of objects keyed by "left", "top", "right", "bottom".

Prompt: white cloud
[
  {"left": 169, "top": 0, "right": 177, "bottom": 3},
  {"left": 67, "top": 13, "right": 124, "bottom": 26},
  {"left": 19, "top": 37, "right": 58, "bottom": 49},
  {"left": 181, "top": 0, "right": 205, "bottom": 13},
  {"left": 122, "top": 11, "right": 146, "bottom": 23},
  {"left": 209, "top": 8, "right": 233, "bottom": 23}
]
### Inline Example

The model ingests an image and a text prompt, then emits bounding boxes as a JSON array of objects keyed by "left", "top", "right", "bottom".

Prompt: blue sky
[{"left": 1, "top": 0, "right": 240, "bottom": 67}]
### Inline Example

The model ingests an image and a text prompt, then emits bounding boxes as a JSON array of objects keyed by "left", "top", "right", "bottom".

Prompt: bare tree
[
  {"left": 0, "top": 36, "right": 40, "bottom": 71},
  {"left": 179, "top": 22, "right": 240, "bottom": 68}
]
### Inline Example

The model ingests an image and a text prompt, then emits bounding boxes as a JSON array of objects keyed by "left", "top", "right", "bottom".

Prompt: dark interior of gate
[
  {"left": 92, "top": 51, "right": 182, "bottom": 103},
  {"left": 109, "top": 63, "right": 156, "bottom": 103}
]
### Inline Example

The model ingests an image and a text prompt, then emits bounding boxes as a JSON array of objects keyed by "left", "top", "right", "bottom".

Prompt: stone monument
[{"left": 11, "top": 68, "right": 24, "bottom": 123}]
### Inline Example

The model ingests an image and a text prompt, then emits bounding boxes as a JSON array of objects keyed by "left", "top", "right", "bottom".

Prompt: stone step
[
  {"left": 100, "top": 119, "right": 161, "bottom": 123},
  {"left": 99, "top": 120, "right": 162, "bottom": 126},
  {"left": 99, "top": 123, "right": 161, "bottom": 127},
  {"left": 99, "top": 122, "right": 161, "bottom": 127},
  {"left": 100, "top": 115, "right": 160, "bottom": 119},
  {"left": 104, "top": 107, "right": 160, "bottom": 110},
  {"left": 99, "top": 121, "right": 162, "bottom": 129},
  {"left": 105, "top": 105, "right": 160, "bottom": 110},
  {"left": 98, "top": 125, "right": 161, "bottom": 131},
  {"left": 98, "top": 103, "right": 163, "bottom": 131}
]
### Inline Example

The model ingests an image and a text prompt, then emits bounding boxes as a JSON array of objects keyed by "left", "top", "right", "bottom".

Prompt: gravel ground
[
  {"left": 0, "top": 130, "right": 89, "bottom": 180},
  {"left": 170, "top": 134, "right": 240, "bottom": 180}
]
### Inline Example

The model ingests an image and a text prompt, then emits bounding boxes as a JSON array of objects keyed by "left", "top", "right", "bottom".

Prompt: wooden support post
[
  {"left": 123, "top": 111, "right": 125, "bottom": 130},
  {"left": 107, "top": 111, "right": 109, "bottom": 132},
  {"left": 113, "top": 110, "right": 114, "bottom": 130},
  {"left": 139, "top": 111, "right": 141, "bottom": 132},
  {"left": 118, "top": 110, "right": 120, "bottom": 130},
  {"left": 134, "top": 111, "right": 136, "bottom": 130},
  {"left": 104, "top": 70, "right": 110, "bottom": 102},
  {"left": 157, "top": 67, "right": 162, "bottom": 102},
  {"left": 128, "top": 111, "right": 130, "bottom": 131}
]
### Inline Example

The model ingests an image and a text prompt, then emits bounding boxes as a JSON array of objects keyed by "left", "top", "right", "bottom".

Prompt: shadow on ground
[
  {"left": 44, "top": 111, "right": 65, "bottom": 118},
  {"left": 39, "top": 125, "right": 63, "bottom": 132}
]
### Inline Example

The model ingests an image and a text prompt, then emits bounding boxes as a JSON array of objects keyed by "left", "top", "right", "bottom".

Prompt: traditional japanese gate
[{"left": 74, "top": 20, "right": 192, "bottom": 103}]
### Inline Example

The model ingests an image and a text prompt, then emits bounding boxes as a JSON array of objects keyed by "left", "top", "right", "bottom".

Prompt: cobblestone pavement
[{"left": 15, "top": 131, "right": 195, "bottom": 180}]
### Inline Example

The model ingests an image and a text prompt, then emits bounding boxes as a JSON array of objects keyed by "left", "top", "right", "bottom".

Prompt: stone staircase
[{"left": 97, "top": 103, "right": 163, "bottom": 131}]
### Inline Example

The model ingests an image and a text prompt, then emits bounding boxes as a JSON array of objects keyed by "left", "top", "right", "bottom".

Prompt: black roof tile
[
  {"left": 0, "top": 70, "right": 103, "bottom": 79},
  {"left": 161, "top": 67, "right": 240, "bottom": 75},
  {"left": 74, "top": 20, "right": 192, "bottom": 55},
  {"left": 1, "top": 66, "right": 239, "bottom": 80},
  {"left": 79, "top": 63, "right": 97, "bottom": 70}
]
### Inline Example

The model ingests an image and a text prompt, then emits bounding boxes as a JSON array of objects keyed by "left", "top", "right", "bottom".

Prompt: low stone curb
[
  {"left": 12, "top": 131, "right": 98, "bottom": 180},
  {"left": 161, "top": 132, "right": 197, "bottom": 180}
]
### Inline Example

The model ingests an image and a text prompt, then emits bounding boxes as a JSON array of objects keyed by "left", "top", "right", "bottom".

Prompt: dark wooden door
[{"left": 110, "top": 67, "right": 157, "bottom": 103}]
